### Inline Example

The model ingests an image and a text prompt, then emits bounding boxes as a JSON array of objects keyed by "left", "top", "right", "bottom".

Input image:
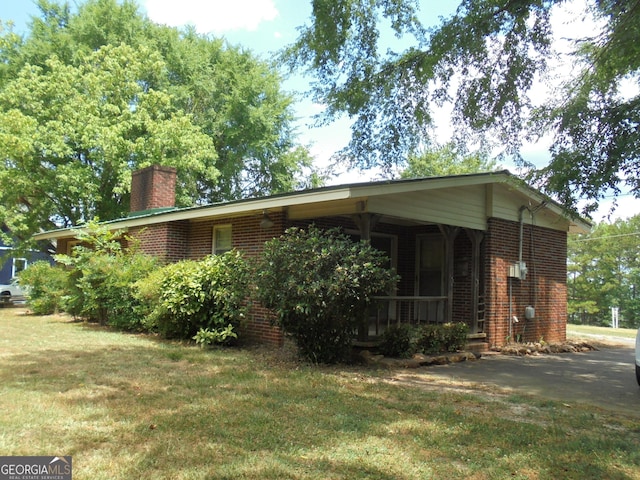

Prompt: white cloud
[{"left": 142, "top": 0, "right": 278, "bottom": 34}]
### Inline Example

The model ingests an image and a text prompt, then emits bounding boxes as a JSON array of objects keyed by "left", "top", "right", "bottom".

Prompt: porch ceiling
[
  {"left": 288, "top": 183, "right": 490, "bottom": 231},
  {"left": 288, "top": 180, "right": 588, "bottom": 233}
]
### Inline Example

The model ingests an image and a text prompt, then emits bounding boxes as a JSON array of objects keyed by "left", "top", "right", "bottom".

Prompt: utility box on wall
[
  {"left": 509, "top": 261, "right": 528, "bottom": 280},
  {"left": 525, "top": 305, "right": 535, "bottom": 320}
]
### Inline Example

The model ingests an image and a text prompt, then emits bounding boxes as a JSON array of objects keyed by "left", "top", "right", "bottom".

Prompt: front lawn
[
  {"left": 567, "top": 323, "right": 638, "bottom": 340},
  {"left": 1, "top": 309, "right": 639, "bottom": 479}
]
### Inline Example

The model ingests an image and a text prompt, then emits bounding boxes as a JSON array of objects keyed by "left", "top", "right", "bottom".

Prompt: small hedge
[
  {"left": 379, "top": 324, "right": 417, "bottom": 358},
  {"left": 416, "top": 322, "right": 468, "bottom": 355},
  {"left": 18, "top": 261, "right": 69, "bottom": 315},
  {"left": 379, "top": 322, "right": 468, "bottom": 357}
]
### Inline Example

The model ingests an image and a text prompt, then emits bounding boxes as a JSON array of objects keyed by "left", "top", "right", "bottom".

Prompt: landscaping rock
[
  {"left": 491, "top": 340, "right": 599, "bottom": 356},
  {"left": 358, "top": 349, "right": 481, "bottom": 369}
]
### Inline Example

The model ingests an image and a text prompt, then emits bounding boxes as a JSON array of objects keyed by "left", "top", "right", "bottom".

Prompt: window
[
  {"left": 212, "top": 225, "right": 232, "bottom": 255},
  {"left": 12, "top": 258, "right": 27, "bottom": 278}
]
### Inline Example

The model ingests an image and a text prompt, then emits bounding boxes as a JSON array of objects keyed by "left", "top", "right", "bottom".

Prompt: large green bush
[
  {"left": 255, "top": 226, "right": 399, "bottom": 363},
  {"left": 55, "top": 222, "right": 158, "bottom": 329},
  {"left": 137, "top": 251, "right": 250, "bottom": 340},
  {"left": 18, "top": 261, "right": 70, "bottom": 315}
]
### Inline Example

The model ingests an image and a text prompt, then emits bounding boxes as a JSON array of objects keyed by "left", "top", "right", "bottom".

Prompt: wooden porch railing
[{"left": 365, "top": 296, "right": 448, "bottom": 338}]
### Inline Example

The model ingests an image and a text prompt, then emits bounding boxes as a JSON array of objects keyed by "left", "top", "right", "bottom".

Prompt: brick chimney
[{"left": 130, "top": 165, "right": 177, "bottom": 213}]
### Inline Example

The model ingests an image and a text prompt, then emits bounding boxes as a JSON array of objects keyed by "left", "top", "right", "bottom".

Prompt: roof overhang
[{"left": 32, "top": 171, "right": 592, "bottom": 241}]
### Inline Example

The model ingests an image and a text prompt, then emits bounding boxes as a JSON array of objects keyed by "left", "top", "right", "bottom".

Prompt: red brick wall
[
  {"left": 484, "top": 217, "right": 567, "bottom": 346},
  {"left": 129, "top": 221, "right": 188, "bottom": 264},
  {"left": 185, "top": 212, "right": 287, "bottom": 346},
  {"left": 130, "top": 165, "right": 177, "bottom": 212}
]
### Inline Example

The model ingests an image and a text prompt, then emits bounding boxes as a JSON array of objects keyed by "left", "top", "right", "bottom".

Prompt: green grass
[
  {"left": 567, "top": 323, "right": 638, "bottom": 340},
  {"left": 2, "top": 308, "right": 640, "bottom": 479}
]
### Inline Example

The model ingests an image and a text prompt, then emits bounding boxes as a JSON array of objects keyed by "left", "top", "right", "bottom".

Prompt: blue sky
[{"left": 1, "top": 0, "right": 639, "bottom": 220}]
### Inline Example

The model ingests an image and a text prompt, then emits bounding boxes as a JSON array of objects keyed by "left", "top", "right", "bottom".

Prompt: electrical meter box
[{"left": 509, "top": 261, "right": 528, "bottom": 280}]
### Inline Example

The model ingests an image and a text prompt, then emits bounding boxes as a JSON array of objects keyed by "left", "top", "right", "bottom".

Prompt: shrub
[
  {"left": 193, "top": 325, "right": 237, "bottom": 348},
  {"left": 140, "top": 251, "right": 249, "bottom": 340},
  {"left": 18, "top": 261, "right": 70, "bottom": 315},
  {"left": 255, "top": 226, "right": 399, "bottom": 363},
  {"left": 416, "top": 322, "right": 468, "bottom": 354},
  {"left": 101, "top": 253, "right": 158, "bottom": 331},
  {"left": 133, "top": 267, "right": 167, "bottom": 331},
  {"left": 55, "top": 221, "right": 158, "bottom": 329},
  {"left": 379, "top": 324, "right": 417, "bottom": 358}
]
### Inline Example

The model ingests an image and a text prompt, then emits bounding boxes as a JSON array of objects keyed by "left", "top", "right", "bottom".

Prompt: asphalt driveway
[{"left": 410, "top": 341, "right": 640, "bottom": 417}]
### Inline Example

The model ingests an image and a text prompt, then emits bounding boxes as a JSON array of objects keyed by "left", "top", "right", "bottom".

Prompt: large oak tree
[{"left": 0, "top": 0, "right": 316, "bottom": 247}]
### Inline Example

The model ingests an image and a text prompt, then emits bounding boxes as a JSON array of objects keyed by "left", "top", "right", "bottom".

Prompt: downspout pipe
[{"left": 519, "top": 205, "right": 529, "bottom": 266}]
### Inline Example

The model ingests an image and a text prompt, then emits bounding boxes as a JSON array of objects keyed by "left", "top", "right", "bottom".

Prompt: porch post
[
  {"left": 465, "top": 229, "right": 485, "bottom": 333},
  {"left": 439, "top": 225, "right": 459, "bottom": 324},
  {"left": 352, "top": 212, "right": 380, "bottom": 341},
  {"left": 352, "top": 212, "right": 380, "bottom": 242}
]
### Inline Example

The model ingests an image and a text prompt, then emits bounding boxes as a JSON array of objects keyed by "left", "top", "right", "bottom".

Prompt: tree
[
  {"left": 400, "top": 142, "right": 498, "bottom": 178},
  {"left": 284, "top": 0, "right": 640, "bottom": 213},
  {"left": 0, "top": 43, "right": 217, "bottom": 236},
  {"left": 0, "top": 0, "right": 316, "bottom": 247},
  {"left": 568, "top": 215, "right": 640, "bottom": 328}
]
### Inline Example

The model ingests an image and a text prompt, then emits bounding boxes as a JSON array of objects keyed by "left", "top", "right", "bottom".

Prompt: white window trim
[
  {"left": 212, "top": 224, "right": 232, "bottom": 255},
  {"left": 12, "top": 258, "right": 27, "bottom": 278}
]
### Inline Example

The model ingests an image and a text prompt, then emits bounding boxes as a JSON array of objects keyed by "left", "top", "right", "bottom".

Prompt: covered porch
[
  {"left": 283, "top": 176, "right": 502, "bottom": 346},
  {"left": 353, "top": 220, "right": 486, "bottom": 345},
  {"left": 275, "top": 172, "right": 587, "bottom": 348}
]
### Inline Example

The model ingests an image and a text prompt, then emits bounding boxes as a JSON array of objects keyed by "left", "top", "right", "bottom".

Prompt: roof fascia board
[
  {"left": 498, "top": 180, "right": 592, "bottom": 233},
  {"left": 33, "top": 187, "right": 354, "bottom": 241}
]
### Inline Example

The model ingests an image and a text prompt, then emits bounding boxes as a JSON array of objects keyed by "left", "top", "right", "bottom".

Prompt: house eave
[
  {"left": 32, "top": 187, "right": 356, "bottom": 241},
  {"left": 32, "top": 170, "right": 591, "bottom": 241}
]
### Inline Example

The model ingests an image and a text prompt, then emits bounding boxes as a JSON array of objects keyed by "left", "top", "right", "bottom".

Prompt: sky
[{"left": 1, "top": 0, "right": 639, "bottom": 222}]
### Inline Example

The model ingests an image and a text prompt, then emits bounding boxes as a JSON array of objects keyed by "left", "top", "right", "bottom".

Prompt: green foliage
[
  {"left": 193, "top": 325, "right": 238, "bottom": 348},
  {"left": 380, "top": 323, "right": 469, "bottom": 358},
  {"left": 55, "top": 221, "right": 158, "bottom": 329},
  {"left": 532, "top": 0, "right": 640, "bottom": 214},
  {"left": 568, "top": 215, "right": 640, "bottom": 328},
  {"left": 17, "top": 261, "right": 69, "bottom": 315},
  {"left": 0, "top": 0, "right": 316, "bottom": 252},
  {"left": 285, "top": 0, "right": 640, "bottom": 212},
  {"left": 379, "top": 324, "right": 417, "bottom": 358},
  {"left": 255, "top": 226, "right": 399, "bottom": 363},
  {"left": 284, "top": 0, "right": 552, "bottom": 171},
  {"left": 400, "top": 142, "right": 499, "bottom": 178},
  {"left": 140, "top": 251, "right": 249, "bottom": 340},
  {"left": 416, "top": 322, "right": 468, "bottom": 355},
  {"left": 0, "top": 41, "right": 217, "bottom": 234}
]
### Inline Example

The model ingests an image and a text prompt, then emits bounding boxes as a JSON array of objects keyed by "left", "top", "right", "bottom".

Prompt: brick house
[{"left": 34, "top": 165, "right": 590, "bottom": 349}]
